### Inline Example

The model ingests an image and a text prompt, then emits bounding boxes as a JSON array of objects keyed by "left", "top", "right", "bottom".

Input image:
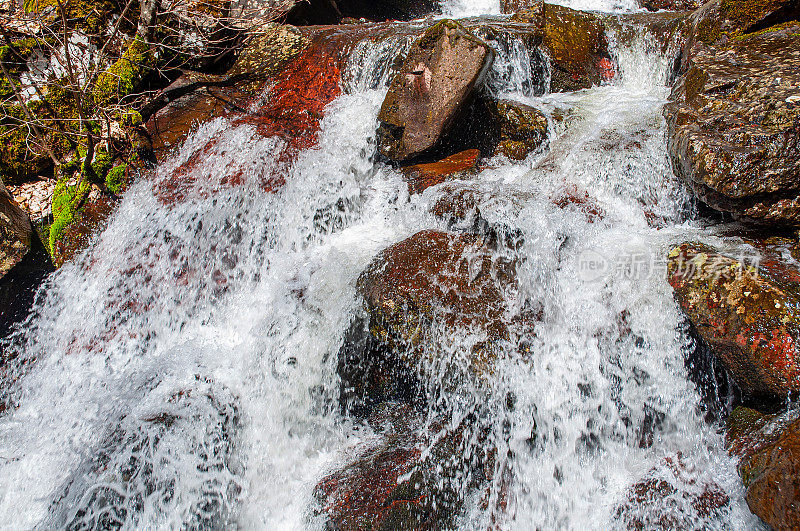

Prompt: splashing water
[{"left": 0, "top": 12, "right": 764, "bottom": 531}]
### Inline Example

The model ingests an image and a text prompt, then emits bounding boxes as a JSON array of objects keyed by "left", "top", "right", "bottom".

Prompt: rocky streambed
[{"left": 1, "top": 0, "right": 800, "bottom": 528}]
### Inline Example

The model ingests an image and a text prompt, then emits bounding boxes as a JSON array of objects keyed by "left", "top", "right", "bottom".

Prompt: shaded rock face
[
  {"left": 0, "top": 182, "right": 52, "bottom": 338},
  {"left": 667, "top": 242, "right": 800, "bottom": 398},
  {"left": 615, "top": 454, "right": 730, "bottom": 530},
  {"left": 340, "top": 230, "right": 520, "bottom": 414},
  {"left": 377, "top": 21, "right": 495, "bottom": 162},
  {"left": 726, "top": 406, "right": 800, "bottom": 531},
  {"left": 489, "top": 99, "right": 548, "bottom": 160},
  {"left": 314, "top": 402, "right": 494, "bottom": 530},
  {"left": 401, "top": 149, "right": 480, "bottom": 195},
  {"left": 543, "top": 4, "right": 613, "bottom": 92}
]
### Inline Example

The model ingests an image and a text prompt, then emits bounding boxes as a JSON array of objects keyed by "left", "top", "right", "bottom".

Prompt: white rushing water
[{"left": 0, "top": 8, "right": 764, "bottom": 531}]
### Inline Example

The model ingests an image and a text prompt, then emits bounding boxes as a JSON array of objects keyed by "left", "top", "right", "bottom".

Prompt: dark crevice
[{"left": 741, "top": 3, "right": 800, "bottom": 36}]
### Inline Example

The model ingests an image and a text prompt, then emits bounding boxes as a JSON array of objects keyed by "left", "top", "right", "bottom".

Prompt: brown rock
[
  {"left": 489, "top": 99, "right": 548, "bottom": 160},
  {"left": 400, "top": 149, "right": 480, "bottom": 195},
  {"left": 615, "top": 453, "right": 729, "bottom": 530},
  {"left": 315, "top": 402, "right": 494, "bottom": 531},
  {"left": 377, "top": 21, "right": 495, "bottom": 161},
  {"left": 0, "top": 180, "right": 32, "bottom": 279},
  {"left": 639, "top": 0, "right": 699, "bottom": 11},
  {"left": 667, "top": 242, "right": 800, "bottom": 397},
  {"left": 726, "top": 406, "right": 800, "bottom": 531},
  {"left": 665, "top": 23, "right": 800, "bottom": 227},
  {"left": 542, "top": 4, "right": 612, "bottom": 91}
]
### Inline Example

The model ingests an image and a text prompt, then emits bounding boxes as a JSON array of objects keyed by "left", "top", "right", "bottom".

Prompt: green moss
[
  {"left": 119, "top": 110, "right": 142, "bottom": 127},
  {"left": 49, "top": 174, "right": 90, "bottom": 254},
  {"left": 105, "top": 163, "right": 127, "bottom": 194},
  {"left": 93, "top": 38, "right": 153, "bottom": 106},
  {"left": 24, "top": 0, "right": 116, "bottom": 34}
]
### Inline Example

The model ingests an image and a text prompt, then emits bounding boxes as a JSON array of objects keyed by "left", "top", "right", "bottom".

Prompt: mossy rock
[{"left": 93, "top": 38, "right": 153, "bottom": 107}]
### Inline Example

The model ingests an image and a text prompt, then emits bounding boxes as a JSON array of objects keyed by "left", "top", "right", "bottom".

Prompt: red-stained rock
[
  {"left": 726, "top": 406, "right": 800, "bottom": 531},
  {"left": 615, "top": 453, "right": 729, "bottom": 530},
  {"left": 667, "top": 242, "right": 800, "bottom": 398},
  {"left": 639, "top": 0, "right": 699, "bottom": 11},
  {"left": 401, "top": 149, "right": 480, "bottom": 195},
  {"left": 155, "top": 35, "right": 344, "bottom": 204},
  {"left": 377, "top": 20, "right": 495, "bottom": 161},
  {"left": 315, "top": 402, "right": 494, "bottom": 530}
]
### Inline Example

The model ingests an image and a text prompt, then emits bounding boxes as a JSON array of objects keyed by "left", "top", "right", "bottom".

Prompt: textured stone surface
[
  {"left": 726, "top": 406, "right": 800, "bottom": 531},
  {"left": 315, "top": 402, "right": 494, "bottom": 531},
  {"left": 543, "top": 4, "right": 612, "bottom": 91},
  {"left": 667, "top": 241, "right": 800, "bottom": 397},
  {"left": 377, "top": 21, "right": 494, "bottom": 161},
  {"left": 0, "top": 180, "right": 33, "bottom": 279},
  {"left": 665, "top": 20, "right": 800, "bottom": 226},
  {"left": 400, "top": 149, "right": 479, "bottom": 195},
  {"left": 489, "top": 99, "right": 548, "bottom": 160},
  {"left": 639, "top": 0, "right": 698, "bottom": 11},
  {"left": 500, "top": 0, "right": 541, "bottom": 14}
]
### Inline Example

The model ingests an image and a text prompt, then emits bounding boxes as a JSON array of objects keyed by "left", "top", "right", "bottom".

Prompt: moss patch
[
  {"left": 93, "top": 38, "right": 153, "bottom": 106},
  {"left": 49, "top": 175, "right": 90, "bottom": 255}
]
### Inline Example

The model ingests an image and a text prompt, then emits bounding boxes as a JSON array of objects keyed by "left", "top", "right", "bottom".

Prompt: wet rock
[
  {"left": 665, "top": 23, "right": 800, "bottom": 227},
  {"left": 501, "top": 0, "right": 542, "bottom": 15},
  {"left": 340, "top": 230, "right": 520, "bottom": 413},
  {"left": 0, "top": 180, "right": 52, "bottom": 338},
  {"left": 489, "top": 99, "right": 548, "bottom": 160},
  {"left": 726, "top": 406, "right": 800, "bottom": 531},
  {"left": 377, "top": 21, "right": 495, "bottom": 162},
  {"left": 639, "top": 0, "right": 699, "bottom": 11},
  {"left": 52, "top": 193, "right": 118, "bottom": 267},
  {"left": 543, "top": 4, "right": 613, "bottom": 91},
  {"left": 314, "top": 402, "right": 493, "bottom": 530},
  {"left": 229, "top": 23, "right": 310, "bottom": 80},
  {"left": 615, "top": 453, "right": 729, "bottom": 529},
  {"left": 400, "top": 149, "right": 480, "bottom": 195},
  {"left": 667, "top": 241, "right": 800, "bottom": 398}
]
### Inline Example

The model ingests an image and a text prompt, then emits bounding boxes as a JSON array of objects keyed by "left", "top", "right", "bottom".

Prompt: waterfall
[{"left": 0, "top": 9, "right": 762, "bottom": 531}]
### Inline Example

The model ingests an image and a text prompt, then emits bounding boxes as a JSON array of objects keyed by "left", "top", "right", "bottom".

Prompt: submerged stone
[
  {"left": 314, "top": 402, "right": 494, "bottom": 530},
  {"left": 377, "top": 20, "right": 495, "bottom": 161},
  {"left": 615, "top": 453, "right": 730, "bottom": 529}
]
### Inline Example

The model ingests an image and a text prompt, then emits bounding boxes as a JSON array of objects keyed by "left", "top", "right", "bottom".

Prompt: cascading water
[{"left": 0, "top": 4, "right": 766, "bottom": 531}]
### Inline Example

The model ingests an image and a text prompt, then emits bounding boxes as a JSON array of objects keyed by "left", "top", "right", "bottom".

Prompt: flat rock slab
[
  {"left": 377, "top": 20, "right": 495, "bottom": 162},
  {"left": 400, "top": 149, "right": 479, "bottom": 195}
]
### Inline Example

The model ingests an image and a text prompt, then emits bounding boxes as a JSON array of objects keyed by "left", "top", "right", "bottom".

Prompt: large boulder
[
  {"left": 377, "top": 21, "right": 495, "bottom": 162},
  {"left": 667, "top": 241, "right": 800, "bottom": 398},
  {"left": 665, "top": 17, "right": 800, "bottom": 227},
  {"left": 314, "top": 402, "right": 495, "bottom": 530},
  {"left": 726, "top": 406, "right": 800, "bottom": 531},
  {"left": 339, "top": 230, "right": 521, "bottom": 413},
  {"left": 0, "top": 180, "right": 52, "bottom": 337}
]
